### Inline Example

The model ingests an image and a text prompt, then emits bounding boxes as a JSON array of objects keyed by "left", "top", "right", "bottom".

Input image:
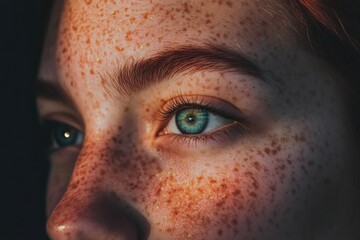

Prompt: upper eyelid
[
  {"left": 157, "top": 95, "right": 248, "bottom": 122},
  {"left": 41, "top": 113, "right": 84, "bottom": 133}
]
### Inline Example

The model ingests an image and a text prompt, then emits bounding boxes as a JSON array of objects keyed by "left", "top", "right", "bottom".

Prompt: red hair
[
  {"left": 290, "top": 0, "right": 360, "bottom": 79},
  {"left": 290, "top": 0, "right": 360, "bottom": 142}
]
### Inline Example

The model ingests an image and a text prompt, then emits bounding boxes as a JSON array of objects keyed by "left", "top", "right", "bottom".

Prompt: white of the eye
[
  {"left": 74, "top": 132, "right": 84, "bottom": 145},
  {"left": 165, "top": 110, "right": 233, "bottom": 134}
]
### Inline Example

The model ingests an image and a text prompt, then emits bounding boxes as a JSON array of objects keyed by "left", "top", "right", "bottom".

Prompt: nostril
[{"left": 46, "top": 192, "right": 150, "bottom": 240}]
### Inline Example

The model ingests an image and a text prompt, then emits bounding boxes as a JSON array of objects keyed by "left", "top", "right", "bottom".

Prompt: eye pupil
[
  {"left": 186, "top": 115, "right": 196, "bottom": 124},
  {"left": 176, "top": 108, "right": 209, "bottom": 134}
]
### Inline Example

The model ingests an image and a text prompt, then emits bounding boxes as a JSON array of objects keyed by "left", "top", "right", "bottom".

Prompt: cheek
[
  {"left": 145, "top": 170, "right": 265, "bottom": 238},
  {"left": 139, "top": 125, "right": 333, "bottom": 238},
  {"left": 46, "top": 120, "right": 343, "bottom": 239}
]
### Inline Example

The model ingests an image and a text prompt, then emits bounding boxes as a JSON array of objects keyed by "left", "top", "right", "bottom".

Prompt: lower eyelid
[{"left": 157, "top": 121, "right": 247, "bottom": 149}]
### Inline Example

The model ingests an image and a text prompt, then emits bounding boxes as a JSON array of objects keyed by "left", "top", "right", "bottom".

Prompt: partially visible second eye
[
  {"left": 52, "top": 122, "right": 84, "bottom": 148},
  {"left": 42, "top": 121, "right": 84, "bottom": 150},
  {"left": 165, "top": 107, "right": 234, "bottom": 135}
]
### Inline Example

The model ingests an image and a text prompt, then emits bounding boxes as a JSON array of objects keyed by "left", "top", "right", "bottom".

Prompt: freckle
[
  {"left": 182, "top": 2, "right": 190, "bottom": 14},
  {"left": 125, "top": 31, "right": 133, "bottom": 42},
  {"left": 142, "top": 13, "right": 149, "bottom": 19},
  {"left": 130, "top": 17, "right": 136, "bottom": 23},
  {"left": 220, "top": 183, "right": 227, "bottom": 189},
  {"left": 233, "top": 189, "right": 241, "bottom": 195},
  {"left": 115, "top": 46, "right": 124, "bottom": 52},
  {"left": 217, "top": 229, "right": 223, "bottom": 236},
  {"left": 264, "top": 148, "right": 271, "bottom": 155},
  {"left": 90, "top": 69, "right": 94, "bottom": 75},
  {"left": 226, "top": 1, "right": 233, "bottom": 7},
  {"left": 270, "top": 185, "right": 276, "bottom": 192},
  {"left": 93, "top": 101, "right": 100, "bottom": 109}
]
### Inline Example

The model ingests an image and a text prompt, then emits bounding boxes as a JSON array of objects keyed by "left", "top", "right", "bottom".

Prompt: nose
[
  {"left": 47, "top": 193, "right": 146, "bottom": 240},
  {"left": 46, "top": 145, "right": 150, "bottom": 239}
]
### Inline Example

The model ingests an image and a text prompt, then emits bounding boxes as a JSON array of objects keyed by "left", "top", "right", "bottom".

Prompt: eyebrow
[
  {"left": 37, "top": 44, "right": 272, "bottom": 104},
  {"left": 103, "top": 43, "right": 271, "bottom": 100}
]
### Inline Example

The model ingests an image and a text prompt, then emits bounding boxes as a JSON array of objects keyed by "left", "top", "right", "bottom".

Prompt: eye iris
[
  {"left": 175, "top": 108, "right": 209, "bottom": 134},
  {"left": 53, "top": 124, "right": 79, "bottom": 147}
]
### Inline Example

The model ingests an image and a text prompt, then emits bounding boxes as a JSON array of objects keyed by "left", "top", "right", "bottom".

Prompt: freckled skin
[{"left": 38, "top": 0, "right": 359, "bottom": 239}]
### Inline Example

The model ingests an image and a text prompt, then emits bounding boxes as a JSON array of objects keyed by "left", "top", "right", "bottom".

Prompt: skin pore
[{"left": 37, "top": 0, "right": 359, "bottom": 239}]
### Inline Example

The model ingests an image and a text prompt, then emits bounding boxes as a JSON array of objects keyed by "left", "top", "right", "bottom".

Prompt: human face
[{"left": 38, "top": 0, "right": 358, "bottom": 239}]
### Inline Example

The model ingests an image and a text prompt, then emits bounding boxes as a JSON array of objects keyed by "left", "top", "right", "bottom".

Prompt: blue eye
[
  {"left": 51, "top": 123, "right": 83, "bottom": 148},
  {"left": 41, "top": 121, "right": 84, "bottom": 149},
  {"left": 165, "top": 107, "right": 233, "bottom": 135},
  {"left": 175, "top": 108, "right": 209, "bottom": 134}
]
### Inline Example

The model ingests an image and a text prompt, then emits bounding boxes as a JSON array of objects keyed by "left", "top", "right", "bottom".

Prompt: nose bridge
[{"left": 46, "top": 138, "right": 150, "bottom": 240}]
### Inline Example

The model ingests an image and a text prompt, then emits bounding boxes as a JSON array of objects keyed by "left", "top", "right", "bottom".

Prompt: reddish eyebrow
[
  {"left": 102, "top": 43, "right": 274, "bottom": 100},
  {"left": 37, "top": 43, "right": 274, "bottom": 104}
]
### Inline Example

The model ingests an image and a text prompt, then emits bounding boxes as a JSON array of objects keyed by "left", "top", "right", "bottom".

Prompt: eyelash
[{"left": 157, "top": 95, "right": 249, "bottom": 145}]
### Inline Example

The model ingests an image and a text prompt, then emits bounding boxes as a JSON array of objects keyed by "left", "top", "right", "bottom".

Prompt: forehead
[
  {"left": 38, "top": 0, "right": 304, "bottom": 127},
  {"left": 40, "top": 0, "right": 295, "bottom": 82},
  {"left": 57, "top": 0, "right": 288, "bottom": 43}
]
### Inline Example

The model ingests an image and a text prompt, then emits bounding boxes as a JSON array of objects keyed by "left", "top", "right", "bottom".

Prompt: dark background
[{"left": 1, "top": 0, "right": 53, "bottom": 239}]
